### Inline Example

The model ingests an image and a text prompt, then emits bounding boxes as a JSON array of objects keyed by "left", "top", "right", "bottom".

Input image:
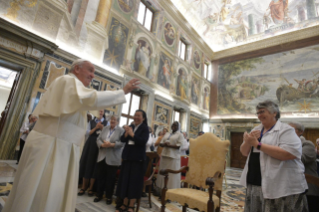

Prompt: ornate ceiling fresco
[{"left": 171, "top": 0, "right": 319, "bottom": 52}]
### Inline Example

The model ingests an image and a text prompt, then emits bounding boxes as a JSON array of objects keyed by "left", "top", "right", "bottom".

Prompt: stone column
[
  {"left": 248, "top": 14, "right": 256, "bottom": 36},
  {"left": 84, "top": 0, "right": 112, "bottom": 62},
  {"left": 307, "top": 0, "right": 316, "bottom": 19},
  {"left": 95, "top": 0, "right": 112, "bottom": 27}
]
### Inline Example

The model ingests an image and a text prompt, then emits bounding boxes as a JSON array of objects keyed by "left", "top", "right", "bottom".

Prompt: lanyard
[
  {"left": 258, "top": 124, "right": 275, "bottom": 142},
  {"left": 108, "top": 128, "right": 115, "bottom": 138}
]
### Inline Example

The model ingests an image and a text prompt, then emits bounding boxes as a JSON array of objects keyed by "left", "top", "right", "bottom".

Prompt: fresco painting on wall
[
  {"left": 117, "top": 0, "right": 134, "bottom": 13},
  {"left": 203, "top": 86, "right": 210, "bottom": 110},
  {"left": 163, "top": 22, "right": 176, "bottom": 46},
  {"left": 154, "top": 104, "right": 171, "bottom": 125},
  {"left": 153, "top": 101, "right": 172, "bottom": 136},
  {"left": 172, "top": 0, "right": 319, "bottom": 52},
  {"left": 213, "top": 124, "right": 224, "bottom": 139},
  {"left": 157, "top": 52, "right": 173, "bottom": 89},
  {"left": 104, "top": 18, "right": 129, "bottom": 70},
  {"left": 193, "top": 50, "right": 201, "bottom": 70},
  {"left": 189, "top": 115, "right": 201, "bottom": 139},
  {"left": 176, "top": 68, "right": 188, "bottom": 100},
  {"left": 133, "top": 39, "right": 152, "bottom": 77},
  {"left": 218, "top": 44, "right": 319, "bottom": 115},
  {"left": 191, "top": 75, "right": 200, "bottom": 104}
]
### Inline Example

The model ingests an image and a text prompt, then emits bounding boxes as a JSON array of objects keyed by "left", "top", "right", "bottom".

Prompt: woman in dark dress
[
  {"left": 115, "top": 110, "right": 149, "bottom": 212},
  {"left": 79, "top": 109, "right": 107, "bottom": 196}
]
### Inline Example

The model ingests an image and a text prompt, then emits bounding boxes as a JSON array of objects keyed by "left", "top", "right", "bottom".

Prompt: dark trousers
[
  {"left": 306, "top": 195, "right": 319, "bottom": 212},
  {"left": 17, "top": 139, "right": 25, "bottom": 162},
  {"left": 96, "top": 160, "right": 118, "bottom": 199}
]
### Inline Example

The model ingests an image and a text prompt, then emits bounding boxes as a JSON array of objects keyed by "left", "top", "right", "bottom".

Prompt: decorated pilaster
[{"left": 84, "top": 0, "right": 112, "bottom": 61}]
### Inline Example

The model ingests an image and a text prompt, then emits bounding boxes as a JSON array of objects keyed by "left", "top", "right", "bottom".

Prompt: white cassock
[{"left": 3, "top": 74, "right": 126, "bottom": 212}]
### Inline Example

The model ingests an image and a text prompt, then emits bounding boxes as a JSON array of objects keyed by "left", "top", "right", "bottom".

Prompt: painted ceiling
[{"left": 171, "top": 0, "right": 319, "bottom": 52}]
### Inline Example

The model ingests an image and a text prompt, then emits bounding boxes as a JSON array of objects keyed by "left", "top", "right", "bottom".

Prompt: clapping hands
[
  {"left": 96, "top": 122, "right": 104, "bottom": 130},
  {"left": 101, "top": 141, "right": 111, "bottom": 148},
  {"left": 123, "top": 125, "right": 134, "bottom": 137},
  {"left": 243, "top": 130, "right": 260, "bottom": 147}
]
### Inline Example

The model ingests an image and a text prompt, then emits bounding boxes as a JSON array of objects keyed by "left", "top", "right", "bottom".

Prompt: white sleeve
[
  {"left": 33, "top": 75, "right": 126, "bottom": 117},
  {"left": 20, "top": 122, "right": 28, "bottom": 133}
]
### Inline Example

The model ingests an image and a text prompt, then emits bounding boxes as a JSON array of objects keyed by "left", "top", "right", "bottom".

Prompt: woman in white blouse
[
  {"left": 156, "top": 121, "right": 184, "bottom": 196},
  {"left": 240, "top": 100, "right": 308, "bottom": 212}
]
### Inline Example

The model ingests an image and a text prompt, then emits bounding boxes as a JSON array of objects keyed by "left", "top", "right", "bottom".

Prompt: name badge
[
  {"left": 128, "top": 140, "right": 135, "bottom": 145},
  {"left": 253, "top": 147, "right": 261, "bottom": 153}
]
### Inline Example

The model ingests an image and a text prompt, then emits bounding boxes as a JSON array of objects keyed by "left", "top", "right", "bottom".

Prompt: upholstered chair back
[{"left": 185, "top": 133, "right": 230, "bottom": 191}]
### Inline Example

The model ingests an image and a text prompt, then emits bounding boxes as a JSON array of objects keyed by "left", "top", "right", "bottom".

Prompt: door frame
[
  {"left": 0, "top": 50, "right": 40, "bottom": 159},
  {"left": 225, "top": 125, "right": 253, "bottom": 167},
  {"left": 0, "top": 18, "right": 57, "bottom": 159}
]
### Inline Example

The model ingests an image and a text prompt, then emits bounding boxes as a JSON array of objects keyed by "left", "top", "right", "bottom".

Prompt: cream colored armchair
[{"left": 160, "top": 133, "right": 230, "bottom": 212}]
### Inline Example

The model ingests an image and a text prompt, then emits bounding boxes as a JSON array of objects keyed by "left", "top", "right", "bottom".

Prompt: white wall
[{"left": 0, "top": 86, "right": 10, "bottom": 114}]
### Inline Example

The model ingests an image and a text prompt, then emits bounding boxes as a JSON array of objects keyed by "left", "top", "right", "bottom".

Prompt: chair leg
[
  {"left": 136, "top": 199, "right": 141, "bottom": 212},
  {"left": 207, "top": 201, "right": 214, "bottom": 212},
  {"left": 182, "top": 204, "right": 187, "bottom": 212},
  {"left": 161, "top": 186, "right": 167, "bottom": 212},
  {"left": 148, "top": 185, "right": 152, "bottom": 208}
]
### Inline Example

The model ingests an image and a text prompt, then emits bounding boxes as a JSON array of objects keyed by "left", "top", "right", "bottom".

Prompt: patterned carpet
[{"left": 0, "top": 161, "right": 246, "bottom": 212}]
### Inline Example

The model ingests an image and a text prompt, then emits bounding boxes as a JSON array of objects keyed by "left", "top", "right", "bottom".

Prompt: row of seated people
[{"left": 77, "top": 109, "right": 203, "bottom": 212}]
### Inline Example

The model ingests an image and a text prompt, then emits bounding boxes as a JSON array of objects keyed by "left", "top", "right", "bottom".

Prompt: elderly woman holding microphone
[
  {"left": 240, "top": 100, "right": 308, "bottom": 212},
  {"left": 94, "top": 115, "right": 124, "bottom": 205}
]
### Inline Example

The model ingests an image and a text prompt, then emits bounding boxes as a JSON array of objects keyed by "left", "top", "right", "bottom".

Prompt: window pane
[
  {"left": 120, "top": 116, "right": 128, "bottom": 127},
  {"left": 121, "top": 94, "right": 132, "bottom": 115},
  {"left": 137, "top": 2, "right": 146, "bottom": 25},
  {"left": 207, "top": 65, "right": 212, "bottom": 80},
  {"left": 144, "top": 8, "right": 153, "bottom": 31},
  {"left": 203, "top": 64, "right": 207, "bottom": 79},
  {"left": 129, "top": 118, "right": 134, "bottom": 126},
  {"left": 174, "top": 111, "right": 180, "bottom": 122},
  {"left": 181, "top": 42, "right": 186, "bottom": 60},
  {"left": 129, "top": 94, "right": 141, "bottom": 116},
  {"left": 178, "top": 40, "right": 182, "bottom": 57}
]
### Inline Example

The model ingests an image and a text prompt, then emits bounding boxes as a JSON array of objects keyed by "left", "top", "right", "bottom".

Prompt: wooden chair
[
  {"left": 159, "top": 133, "right": 230, "bottom": 212},
  {"left": 136, "top": 152, "right": 160, "bottom": 212},
  {"left": 180, "top": 155, "right": 189, "bottom": 186}
]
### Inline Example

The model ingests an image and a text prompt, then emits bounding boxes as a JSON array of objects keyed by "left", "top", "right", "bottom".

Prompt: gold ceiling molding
[{"left": 212, "top": 24, "right": 319, "bottom": 61}]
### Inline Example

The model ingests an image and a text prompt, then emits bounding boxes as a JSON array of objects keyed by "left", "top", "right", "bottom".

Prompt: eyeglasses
[{"left": 256, "top": 110, "right": 265, "bottom": 116}]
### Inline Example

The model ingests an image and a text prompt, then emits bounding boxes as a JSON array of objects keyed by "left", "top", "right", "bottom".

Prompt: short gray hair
[
  {"left": 109, "top": 115, "right": 120, "bottom": 122},
  {"left": 288, "top": 122, "right": 304, "bottom": 133},
  {"left": 256, "top": 100, "right": 280, "bottom": 120},
  {"left": 70, "top": 59, "right": 90, "bottom": 73}
]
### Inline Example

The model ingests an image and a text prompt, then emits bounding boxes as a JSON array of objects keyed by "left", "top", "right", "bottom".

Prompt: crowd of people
[
  {"left": 4, "top": 58, "right": 319, "bottom": 212},
  {"left": 76, "top": 110, "right": 196, "bottom": 211}
]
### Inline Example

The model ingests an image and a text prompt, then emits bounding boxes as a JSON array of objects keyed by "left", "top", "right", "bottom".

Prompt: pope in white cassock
[{"left": 3, "top": 59, "right": 140, "bottom": 212}]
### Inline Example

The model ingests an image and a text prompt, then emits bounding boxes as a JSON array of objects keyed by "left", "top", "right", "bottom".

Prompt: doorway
[
  {"left": 0, "top": 66, "right": 21, "bottom": 136},
  {"left": 303, "top": 128, "right": 319, "bottom": 146},
  {"left": 230, "top": 132, "right": 247, "bottom": 169}
]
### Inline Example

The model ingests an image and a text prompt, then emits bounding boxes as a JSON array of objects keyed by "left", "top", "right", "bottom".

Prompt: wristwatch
[{"left": 257, "top": 142, "right": 262, "bottom": 150}]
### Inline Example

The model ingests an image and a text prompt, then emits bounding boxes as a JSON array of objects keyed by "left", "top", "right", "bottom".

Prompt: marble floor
[{"left": 0, "top": 160, "right": 245, "bottom": 212}]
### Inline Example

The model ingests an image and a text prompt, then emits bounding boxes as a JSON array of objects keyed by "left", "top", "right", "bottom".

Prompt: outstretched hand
[{"left": 123, "top": 79, "right": 140, "bottom": 94}]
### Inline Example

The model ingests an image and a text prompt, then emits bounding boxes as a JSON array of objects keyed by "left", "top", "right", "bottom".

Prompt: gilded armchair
[{"left": 159, "top": 133, "right": 230, "bottom": 212}]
